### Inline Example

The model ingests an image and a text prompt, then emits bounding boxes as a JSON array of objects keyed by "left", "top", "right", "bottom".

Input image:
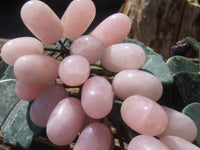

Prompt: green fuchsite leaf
[
  {"left": 182, "top": 102, "right": 200, "bottom": 146},
  {"left": 0, "top": 79, "right": 19, "bottom": 126},
  {"left": 1, "top": 100, "right": 41, "bottom": 148},
  {"left": 167, "top": 56, "right": 199, "bottom": 75},
  {"left": 142, "top": 55, "right": 173, "bottom": 85},
  {"left": 174, "top": 72, "right": 200, "bottom": 105},
  {"left": 0, "top": 60, "right": 9, "bottom": 79},
  {"left": 1, "top": 66, "right": 16, "bottom": 80}
]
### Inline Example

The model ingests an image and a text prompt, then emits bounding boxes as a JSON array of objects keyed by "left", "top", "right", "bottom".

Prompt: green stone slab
[
  {"left": 174, "top": 72, "right": 200, "bottom": 105},
  {"left": 182, "top": 102, "right": 200, "bottom": 146},
  {"left": 1, "top": 100, "right": 41, "bottom": 148},
  {"left": 142, "top": 55, "right": 173, "bottom": 85},
  {"left": 1, "top": 66, "right": 16, "bottom": 80},
  {"left": 167, "top": 56, "right": 199, "bottom": 75},
  {"left": 0, "top": 79, "right": 19, "bottom": 127}
]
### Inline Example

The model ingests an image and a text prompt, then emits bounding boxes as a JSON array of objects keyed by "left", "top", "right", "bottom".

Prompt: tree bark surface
[{"left": 120, "top": 0, "right": 200, "bottom": 59}]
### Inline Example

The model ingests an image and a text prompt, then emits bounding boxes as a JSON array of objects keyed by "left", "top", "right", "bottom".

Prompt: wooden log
[{"left": 120, "top": 0, "right": 200, "bottom": 59}]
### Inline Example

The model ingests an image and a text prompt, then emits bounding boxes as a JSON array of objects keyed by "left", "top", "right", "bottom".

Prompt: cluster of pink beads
[{"left": 1, "top": 0, "right": 199, "bottom": 150}]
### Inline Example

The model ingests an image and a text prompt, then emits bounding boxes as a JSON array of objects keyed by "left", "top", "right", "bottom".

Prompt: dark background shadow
[{"left": 0, "top": 0, "right": 125, "bottom": 39}]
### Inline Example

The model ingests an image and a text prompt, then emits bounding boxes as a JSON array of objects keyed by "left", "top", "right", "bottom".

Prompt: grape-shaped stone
[
  {"left": 101, "top": 43, "right": 145, "bottom": 72},
  {"left": 14, "top": 55, "right": 59, "bottom": 84},
  {"left": 59, "top": 55, "right": 90, "bottom": 86},
  {"left": 121, "top": 95, "right": 168, "bottom": 136},
  {"left": 128, "top": 135, "right": 170, "bottom": 150},
  {"left": 15, "top": 80, "right": 47, "bottom": 101},
  {"left": 21, "top": 0, "right": 63, "bottom": 43},
  {"left": 158, "top": 106, "right": 197, "bottom": 142},
  {"left": 30, "top": 84, "right": 68, "bottom": 127},
  {"left": 1, "top": 37, "right": 43, "bottom": 66},
  {"left": 47, "top": 97, "right": 85, "bottom": 146},
  {"left": 62, "top": 0, "right": 96, "bottom": 39},
  {"left": 70, "top": 35, "right": 104, "bottom": 64},
  {"left": 112, "top": 70, "right": 163, "bottom": 101},
  {"left": 74, "top": 123, "right": 112, "bottom": 150},
  {"left": 91, "top": 13, "right": 131, "bottom": 47},
  {"left": 81, "top": 76, "right": 113, "bottom": 119},
  {"left": 160, "top": 136, "right": 200, "bottom": 150}
]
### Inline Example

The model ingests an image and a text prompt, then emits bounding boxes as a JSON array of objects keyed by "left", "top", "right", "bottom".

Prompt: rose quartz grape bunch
[{"left": 1, "top": 0, "right": 199, "bottom": 149}]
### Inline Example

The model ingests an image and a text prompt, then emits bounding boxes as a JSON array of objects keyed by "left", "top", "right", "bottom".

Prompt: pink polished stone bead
[
  {"left": 74, "top": 123, "right": 112, "bottom": 150},
  {"left": 21, "top": 0, "right": 64, "bottom": 43},
  {"left": 81, "top": 115, "right": 100, "bottom": 131},
  {"left": 46, "top": 97, "right": 85, "bottom": 146},
  {"left": 128, "top": 135, "right": 170, "bottom": 150},
  {"left": 70, "top": 35, "right": 104, "bottom": 64},
  {"left": 160, "top": 136, "right": 200, "bottom": 150},
  {"left": 112, "top": 70, "right": 163, "bottom": 101},
  {"left": 81, "top": 76, "right": 113, "bottom": 119},
  {"left": 59, "top": 55, "right": 90, "bottom": 86},
  {"left": 15, "top": 79, "right": 47, "bottom": 101},
  {"left": 30, "top": 84, "right": 68, "bottom": 127},
  {"left": 1, "top": 37, "right": 43, "bottom": 66},
  {"left": 61, "top": 0, "right": 96, "bottom": 39},
  {"left": 91, "top": 13, "right": 131, "bottom": 47},
  {"left": 121, "top": 95, "right": 168, "bottom": 136},
  {"left": 158, "top": 106, "right": 197, "bottom": 142},
  {"left": 101, "top": 43, "right": 145, "bottom": 72},
  {"left": 14, "top": 55, "right": 59, "bottom": 84}
]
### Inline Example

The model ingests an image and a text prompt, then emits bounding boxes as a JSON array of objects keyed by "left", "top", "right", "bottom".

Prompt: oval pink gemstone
[
  {"left": 61, "top": 0, "right": 96, "bottom": 39},
  {"left": 81, "top": 76, "right": 113, "bottom": 119},
  {"left": 128, "top": 135, "right": 170, "bottom": 150},
  {"left": 1, "top": 37, "right": 43, "bottom": 66},
  {"left": 91, "top": 13, "right": 131, "bottom": 47},
  {"left": 15, "top": 80, "right": 47, "bottom": 101},
  {"left": 74, "top": 123, "right": 112, "bottom": 150},
  {"left": 160, "top": 136, "right": 200, "bottom": 150},
  {"left": 47, "top": 97, "right": 85, "bottom": 146},
  {"left": 70, "top": 35, "right": 104, "bottom": 64},
  {"left": 14, "top": 55, "right": 59, "bottom": 84},
  {"left": 121, "top": 95, "right": 168, "bottom": 136},
  {"left": 59, "top": 55, "right": 90, "bottom": 86},
  {"left": 112, "top": 70, "right": 163, "bottom": 101},
  {"left": 30, "top": 84, "right": 68, "bottom": 127},
  {"left": 101, "top": 43, "right": 145, "bottom": 72},
  {"left": 21, "top": 0, "right": 63, "bottom": 43},
  {"left": 158, "top": 106, "right": 197, "bottom": 142}
]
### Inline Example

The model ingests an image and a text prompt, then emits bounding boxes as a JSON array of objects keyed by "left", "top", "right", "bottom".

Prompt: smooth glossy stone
[
  {"left": 101, "top": 43, "right": 145, "bottom": 72},
  {"left": 21, "top": 0, "right": 63, "bottom": 43},
  {"left": 15, "top": 80, "right": 47, "bottom": 101},
  {"left": 112, "top": 70, "right": 163, "bottom": 101},
  {"left": 74, "top": 123, "right": 111, "bottom": 150},
  {"left": 1, "top": 37, "right": 43, "bottom": 66},
  {"left": 14, "top": 54, "right": 59, "bottom": 84},
  {"left": 59, "top": 55, "right": 90, "bottom": 86},
  {"left": 61, "top": 0, "right": 96, "bottom": 39},
  {"left": 70, "top": 35, "right": 104, "bottom": 64},
  {"left": 81, "top": 115, "right": 100, "bottom": 131},
  {"left": 91, "top": 13, "right": 131, "bottom": 47},
  {"left": 47, "top": 97, "right": 85, "bottom": 146},
  {"left": 158, "top": 106, "right": 197, "bottom": 142},
  {"left": 121, "top": 95, "right": 168, "bottom": 136},
  {"left": 81, "top": 76, "right": 113, "bottom": 119},
  {"left": 128, "top": 135, "right": 170, "bottom": 150},
  {"left": 160, "top": 136, "right": 200, "bottom": 150},
  {"left": 30, "top": 84, "right": 68, "bottom": 127}
]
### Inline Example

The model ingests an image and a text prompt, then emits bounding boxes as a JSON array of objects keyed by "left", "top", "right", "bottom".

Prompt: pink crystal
[
  {"left": 61, "top": 0, "right": 96, "bottom": 39},
  {"left": 128, "top": 135, "right": 170, "bottom": 150},
  {"left": 91, "top": 13, "right": 131, "bottom": 47},
  {"left": 121, "top": 95, "right": 168, "bottom": 136}
]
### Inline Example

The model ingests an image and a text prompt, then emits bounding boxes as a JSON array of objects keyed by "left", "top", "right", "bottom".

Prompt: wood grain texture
[{"left": 120, "top": 0, "right": 200, "bottom": 59}]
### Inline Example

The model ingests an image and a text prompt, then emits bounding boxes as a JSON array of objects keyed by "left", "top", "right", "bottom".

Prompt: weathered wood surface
[{"left": 120, "top": 0, "right": 200, "bottom": 59}]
